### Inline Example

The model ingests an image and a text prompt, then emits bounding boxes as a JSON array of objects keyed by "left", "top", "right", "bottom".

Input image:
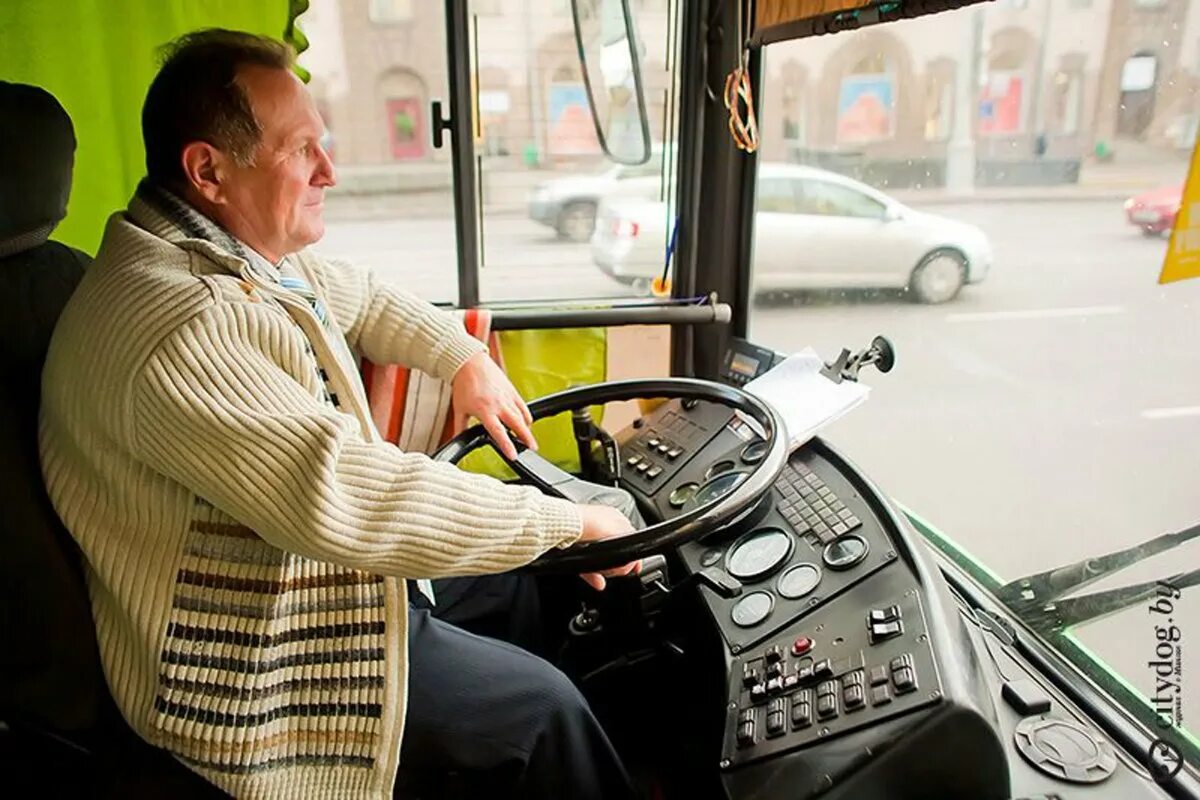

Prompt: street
[
  {"left": 317, "top": 209, "right": 642, "bottom": 303},
  {"left": 319, "top": 198, "right": 1200, "bottom": 720}
]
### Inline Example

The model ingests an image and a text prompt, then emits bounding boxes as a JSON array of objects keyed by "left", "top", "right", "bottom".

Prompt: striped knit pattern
[{"left": 39, "top": 196, "right": 583, "bottom": 798}]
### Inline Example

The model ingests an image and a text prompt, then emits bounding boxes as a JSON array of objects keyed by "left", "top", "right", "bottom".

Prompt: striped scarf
[{"left": 137, "top": 181, "right": 360, "bottom": 405}]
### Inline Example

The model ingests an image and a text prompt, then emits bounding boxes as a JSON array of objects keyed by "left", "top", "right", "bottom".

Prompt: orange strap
[{"left": 724, "top": 60, "right": 759, "bottom": 153}]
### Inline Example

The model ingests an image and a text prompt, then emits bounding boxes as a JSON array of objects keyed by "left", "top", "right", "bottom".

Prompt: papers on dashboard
[{"left": 743, "top": 348, "right": 870, "bottom": 451}]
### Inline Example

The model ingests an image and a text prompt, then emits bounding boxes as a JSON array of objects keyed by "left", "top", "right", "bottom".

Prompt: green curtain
[
  {"left": 459, "top": 327, "right": 609, "bottom": 478},
  {"left": 2, "top": 1, "right": 612, "bottom": 473},
  {"left": 0, "top": 1, "right": 301, "bottom": 254}
]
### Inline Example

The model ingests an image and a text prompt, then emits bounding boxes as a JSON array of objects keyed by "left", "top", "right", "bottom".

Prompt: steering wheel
[{"left": 432, "top": 378, "right": 788, "bottom": 574}]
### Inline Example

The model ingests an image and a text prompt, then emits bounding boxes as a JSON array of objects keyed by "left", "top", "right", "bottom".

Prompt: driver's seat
[{"left": 0, "top": 80, "right": 223, "bottom": 798}]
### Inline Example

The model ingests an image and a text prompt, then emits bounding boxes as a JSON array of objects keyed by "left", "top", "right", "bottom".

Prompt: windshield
[
  {"left": 747, "top": 0, "right": 1199, "bottom": 761},
  {"left": 300, "top": 0, "right": 679, "bottom": 304}
]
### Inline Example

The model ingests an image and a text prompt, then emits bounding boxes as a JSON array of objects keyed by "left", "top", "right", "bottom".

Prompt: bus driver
[{"left": 39, "top": 29, "right": 640, "bottom": 800}]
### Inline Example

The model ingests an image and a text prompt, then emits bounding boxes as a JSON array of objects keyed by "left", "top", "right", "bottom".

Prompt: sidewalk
[
  {"left": 895, "top": 143, "right": 1188, "bottom": 206},
  {"left": 325, "top": 145, "right": 1190, "bottom": 219}
]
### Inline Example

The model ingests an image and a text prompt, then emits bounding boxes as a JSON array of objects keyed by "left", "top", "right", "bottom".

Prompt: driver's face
[{"left": 221, "top": 66, "right": 336, "bottom": 262}]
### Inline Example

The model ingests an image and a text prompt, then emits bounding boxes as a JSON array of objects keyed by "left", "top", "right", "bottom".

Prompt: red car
[{"left": 1125, "top": 183, "right": 1182, "bottom": 236}]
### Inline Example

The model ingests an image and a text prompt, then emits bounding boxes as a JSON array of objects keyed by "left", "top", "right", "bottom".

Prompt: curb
[{"left": 896, "top": 189, "right": 1136, "bottom": 206}]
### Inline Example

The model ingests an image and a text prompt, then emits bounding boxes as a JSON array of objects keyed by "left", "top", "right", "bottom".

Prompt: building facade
[{"left": 299, "top": 0, "right": 1199, "bottom": 175}]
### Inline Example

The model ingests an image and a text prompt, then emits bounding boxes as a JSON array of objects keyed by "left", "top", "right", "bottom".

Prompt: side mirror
[{"left": 571, "top": 0, "right": 652, "bottom": 166}]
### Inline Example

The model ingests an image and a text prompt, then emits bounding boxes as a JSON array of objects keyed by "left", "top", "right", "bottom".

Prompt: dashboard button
[
  {"left": 742, "top": 663, "right": 761, "bottom": 688},
  {"left": 791, "top": 636, "right": 814, "bottom": 657},
  {"left": 646, "top": 465, "right": 663, "bottom": 479},
  {"left": 893, "top": 668, "right": 918, "bottom": 694},
  {"left": 816, "top": 694, "right": 838, "bottom": 720},
  {"left": 765, "top": 644, "right": 784, "bottom": 664},
  {"left": 766, "top": 711, "right": 785, "bottom": 738},
  {"left": 869, "top": 620, "right": 904, "bottom": 644},
  {"left": 736, "top": 720, "right": 755, "bottom": 748},
  {"left": 868, "top": 665, "right": 889, "bottom": 686},
  {"left": 791, "top": 700, "right": 812, "bottom": 729},
  {"left": 667, "top": 447, "right": 683, "bottom": 460},
  {"left": 871, "top": 685, "right": 892, "bottom": 706}
]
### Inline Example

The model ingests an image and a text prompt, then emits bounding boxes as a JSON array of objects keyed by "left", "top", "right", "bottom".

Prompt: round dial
[
  {"left": 777, "top": 563, "right": 822, "bottom": 599},
  {"left": 726, "top": 527, "right": 794, "bottom": 582},
  {"left": 822, "top": 534, "right": 869, "bottom": 571},
  {"left": 740, "top": 440, "right": 768, "bottom": 465},
  {"left": 668, "top": 482, "right": 699, "bottom": 508},
  {"left": 730, "top": 591, "right": 774, "bottom": 628},
  {"left": 688, "top": 471, "right": 748, "bottom": 509}
]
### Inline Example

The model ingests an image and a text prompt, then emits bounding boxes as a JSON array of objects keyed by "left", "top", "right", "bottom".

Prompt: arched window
[
  {"left": 980, "top": 28, "right": 1036, "bottom": 135},
  {"left": 836, "top": 53, "right": 896, "bottom": 144},
  {"left": 1117, "top": 52, "right": 1159, "bottom": 137},
  {"left": 378, "top": 69, "right": 428, "bottom": 161}
]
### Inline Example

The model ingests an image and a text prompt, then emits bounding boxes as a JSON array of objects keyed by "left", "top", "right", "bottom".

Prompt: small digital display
[{"left": 729, "top": 352, "right": 760, "bottom": 377}]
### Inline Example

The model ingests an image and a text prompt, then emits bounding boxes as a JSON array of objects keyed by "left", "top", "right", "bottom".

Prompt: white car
[
  {"left": 591, "top": 163, "right": 992, "bottom": 303},
  {"left": 528, "top": 148, "right": 665, "bottom": 242}
]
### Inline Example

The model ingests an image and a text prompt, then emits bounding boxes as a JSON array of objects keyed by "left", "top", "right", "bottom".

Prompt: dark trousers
[{"left": 395, "top": 574, "right": 636, "bottom": 799}]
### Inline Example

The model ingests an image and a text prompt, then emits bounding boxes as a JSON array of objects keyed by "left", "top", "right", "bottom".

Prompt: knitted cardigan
[{"left": 39, "top": 195, "right": 582, "bottom": 798}]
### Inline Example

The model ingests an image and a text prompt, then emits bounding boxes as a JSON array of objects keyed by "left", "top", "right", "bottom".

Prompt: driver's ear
[{"left": 180, "top": 141, "right": 230, "bottom": 204}]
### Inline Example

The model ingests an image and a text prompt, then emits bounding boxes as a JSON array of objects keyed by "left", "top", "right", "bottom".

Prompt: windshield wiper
[{"left": 996, "top": 522, "right": 1200, "bottom": 634}]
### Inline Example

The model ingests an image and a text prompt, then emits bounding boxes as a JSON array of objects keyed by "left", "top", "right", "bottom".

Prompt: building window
[
  {"left": 386, "top": 97, "right": 426, "bottom": 160},
  {"left": 370, "top": 0, "right": 413, "bottom": 23},
  {"left": 924, "top": 72, "right": 953, "bottom": 141},
  {"left": 979, "top": 71, "right": 1025, "bottom": 135},
  {"left": 546, "top": 82, "right": 601, "bottom": 155},
  {"left": 836, "top": 55, "right": 896, "bottom": 145},
  {"left": 1053, "top": 70, "right": 1083, "bottom": 135}
]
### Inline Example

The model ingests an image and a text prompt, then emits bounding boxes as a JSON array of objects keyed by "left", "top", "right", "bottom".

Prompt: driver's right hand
[{"left": 577, "top": 504, "right": 641, "bottom": 591}]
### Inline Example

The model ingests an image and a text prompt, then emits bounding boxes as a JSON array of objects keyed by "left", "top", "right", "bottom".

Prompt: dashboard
[{"left": 592, "top": 340, "right": 1178, "bottom": 800}]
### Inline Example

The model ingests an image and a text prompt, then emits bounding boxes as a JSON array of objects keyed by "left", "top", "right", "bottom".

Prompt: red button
[{"left": 792, "top": 637, "right": 814, "bottom": 656}]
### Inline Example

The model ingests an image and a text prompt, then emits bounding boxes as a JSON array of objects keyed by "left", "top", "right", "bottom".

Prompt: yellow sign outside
[{"left": 1160, "top": 135, "right": 1200, "bottom": 284}]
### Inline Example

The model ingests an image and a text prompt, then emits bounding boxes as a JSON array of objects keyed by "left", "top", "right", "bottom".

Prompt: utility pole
[
  {"left": 946, "top": 6, "right": 984, "bottom": 193},
  {"left": 1029, "top": 0, "right": 1054, "bottom": 152},
  {"left": 523, "top": 0, "right": 546, "bottom": 164}
]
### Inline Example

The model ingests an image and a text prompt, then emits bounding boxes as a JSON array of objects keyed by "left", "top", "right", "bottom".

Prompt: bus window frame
[{"left": 443, "top": 0, "right": 701, "bottom": 314}]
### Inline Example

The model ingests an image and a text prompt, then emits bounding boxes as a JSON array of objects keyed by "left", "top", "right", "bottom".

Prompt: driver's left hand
[{"left": 452, "top": 352, "right": 536, "bottom": 460}]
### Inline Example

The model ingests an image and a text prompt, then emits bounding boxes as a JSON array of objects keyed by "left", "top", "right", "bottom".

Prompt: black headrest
[{"left": 0, "top": 82, "right": 76, "bottom": 250}]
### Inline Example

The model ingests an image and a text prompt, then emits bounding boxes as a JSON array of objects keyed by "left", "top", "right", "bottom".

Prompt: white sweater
[{"left": 39, "top": 195, "right": 583, "bottom": 798}]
